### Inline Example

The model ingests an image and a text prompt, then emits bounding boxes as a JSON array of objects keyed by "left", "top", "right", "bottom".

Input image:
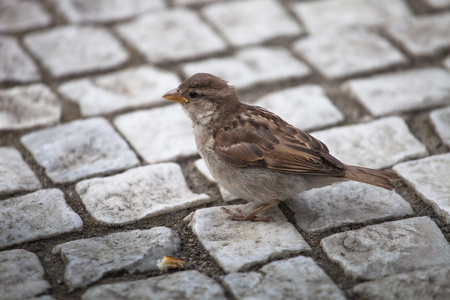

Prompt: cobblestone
[
  {"left": 115, "top": 9, "right": 226, "bottom": 64},
  {"left": 287, "top": 182, "right": 413, "bottom": 233},
  {"left": 321, "top": 217, "right": 450, "bottom": 280},
  {"left": 202, "top": 0, "right": 303, "bottom": 47},
  {"left": 58, "top": 66, "right": 180, "bottom": 116},
  {"left": 445, "top": 55, "right": 450, "bottom": 69},
  {"left": 0, "top": 189, "right": 83, "bottom": 249},
  {"left": 312, "top": 116, "right": 427, "bottom": 169},
  {"left": 424, "top": 0, "right": 450, "bottom": 9},
  {"left": 293, "top": 30, "right": 406, "bottom": 79},
  {"left": 222, "top": 256, "right": 346, "bottom": 300},
  {"left": 82, "top": 270, "right": 226, "bottom": 300},
  {"left": 290, "top": 0, "right": 411, "bottom": 33},
  {"left": 430, "top": 106, "right": 450, "bottom": 146},
  {"left": 0, "top": 0, "right": 51, "bottom": 33},
  {"left": 183, "top": 46, "right": 310, "bottom": 90},
  {"left": 114, "top": 105, "right": 197, "bottom": 163},
  {"left": 0, "top": 147, "right": 41, "bottom": 196},
  {"left": 24, "top": 25, "right": 129, "bottom": 77},
  {"left": 345, "top": 68, "right": 450, "bottom": 116},
  {"left": 76, "top": 163, "right": 211, "bottom": 225},
  {"left": 394, "top": 153, "right": 450, "bottom": 224},
  {"left": 384, "top": 12, "right": 450, "bottom": 57},
  {"left": 21, "top": 117, "right": 139, "bottom": 183},
  {"left": 0, "top": 249, "right": 50, "bottom": 300},
  {"left": 53, "top": 0, "right": 165, "bottom": 24},
  {"left": 53, "top": 227, "right": 180, "bottom": 290},
  {"left": 189, "top": 204, "right": 311, "bottom": 273},
  {"left": 0, "top": 36, "right": 40, "bottom": 83},
  {"left": 0, "top": 84, "right": 60, "bottom": 130}
]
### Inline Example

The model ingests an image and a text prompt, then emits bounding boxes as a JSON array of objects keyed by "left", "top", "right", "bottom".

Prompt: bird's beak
[{"left": 162, "top": 88, "right": 189, "bottom": 103}]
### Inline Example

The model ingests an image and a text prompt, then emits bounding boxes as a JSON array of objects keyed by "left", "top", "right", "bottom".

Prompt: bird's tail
[{"left": 344, "top": 165, "right": 400, "bottom": 190}]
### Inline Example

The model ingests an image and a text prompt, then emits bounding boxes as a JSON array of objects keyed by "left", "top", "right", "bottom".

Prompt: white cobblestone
[
  {"left": 0, "top": 249, "right": 50, "bottom": 300},
  {"left": 321, "top": 217, "right": 450, "bottom": 280},
  {"left": 21, "top": 117, "right": 139, "bottom": 183},
  {"left": 189, "top": 204, "right": 311, "bottom": 273},
  {"left": 82, "top": 270, "right": 227, "bottom": 300},
  {"left": 291, "top": 0, "right": 412, "bottom": 33},
  {"left": 0, "top": 147, "right": 41, "bottom": 196},
  {"left": 352, "top": 263, "right": 450, "bottom": 300},
  {"left": 202, "top": 0, "right": 303, "bottom": 47},
  {"left": 0, "top": 84, "right": 61, "bottom": 130},
  {"left": 53, "top": 227, "right": 180, "bottom": 290},
  {"left": 293, "top": 31, "right": 406, "bottom": 79},
  {"left": 114, "top": 106, "right": 197, "bottom": 163},
  {"left": 0, "top": 189, "right": 83, "bottom": 249},
  {"left": 394, "top": 153, "right": 450, "bottom": 224},
  {"left": 0, "top": 36, "right": 40, "bottom": 83},
  {"left": 53, "top": 0, "right": 165, "bottom": 23},
  {"left": 424, "top": 0, "right": 450, "bottom": 9},
  {"left": 174, "top": 0, "right": 219, "bottom": 5},
  {"left": 76, "top": 163, "right": 211, "bottom": 225},
  {"left": 430, "top": 106, "right": 450, "bottom": 146},
  {"left": 223, "top": 256, "right": 345, "bottom": 300},
  {"left": 115, "top": 8, "right": 226, "bottom": 64},
  {"left": 183, "top": 47, "right": 310, "bottom": 90},
  {"left": 312, "top": 116, "right": 427, "bottom": 169},
  {"left": 58, "top": 66, "right": 180, "bottom": 116},
  {"left": 384, "top": 13, "right": 450, "bottom": 57},
  {"left": 288, "top": 182, "right": 413, "bottom": 233},
  {"left": 24, "top": 25, "right": 129, "bottom": 77},
  {"left": 253, "top": 85, "right": 344, "bottom": 131},
  {"left": 0, "top": 0, "right": 51, "bottom": 33},
  {"left": 345, "top": 68, "right": 450, "bottom": 116}
]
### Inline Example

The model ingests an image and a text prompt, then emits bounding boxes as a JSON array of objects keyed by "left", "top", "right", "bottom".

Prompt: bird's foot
[{"left": 220, "top": 202, "right": 278, "bottom": 222}]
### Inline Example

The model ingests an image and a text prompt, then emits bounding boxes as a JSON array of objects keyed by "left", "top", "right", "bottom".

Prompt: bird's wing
[{"left": 213, "top": 106, "right": 345, "bottom": 177}]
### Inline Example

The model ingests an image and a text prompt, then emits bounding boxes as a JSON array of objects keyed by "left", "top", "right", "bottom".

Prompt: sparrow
[{"left": 163, "top": 73, "right": 399, "bottom": 221}]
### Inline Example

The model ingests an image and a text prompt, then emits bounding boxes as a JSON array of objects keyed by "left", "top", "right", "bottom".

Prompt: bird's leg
[{"left": 221, "top": 201, "right": 280, "bottom": 222}]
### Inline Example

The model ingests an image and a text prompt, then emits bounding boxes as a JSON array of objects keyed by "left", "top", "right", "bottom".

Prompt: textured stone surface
[
  {"left": 76, "top": 163, "right": 211, "bottom": 224},
  {"left": 174, "top": 0, "right": 219, "bottom": 4},
  {"left": 293, "top": 31, "right": 406, "bottom": 79},
  {"left": 253, "top": 85, "right": 344, "bottom": 131},
  {"left": 53, "top": 227, "right": 180, "bottom": 290},
  {"left": 223, "top": 256, "right": 345, "bottom": 300},
  {"left": 445, "top": 55, "right": 450, "bottom": 69},
  {"left": 24, "top": 25, "right": 129, "bottom": 77},
  {"left": 189, "top": 204, "right": 311, "bottom": 273},
  {"left": 321, "top": 217, "right": 450, "bottom": 280},
  {"left": 384, "top": 13, "right": 450, "bottom": 57},
  {"left": 291, "top": 0, "right": 411, "bottom": 33},
  {"left": 115, "top": 8, "right": 226, "bottom": 63},
  {"left": 114, "top": 105, "right": 197, "bottom": 163},
  {"left": 82, "top": 270, "right": 226, "bottom": 300},
  {"left": 0, "top": 249, "right": 50, "bottom": 300},
  {"left": 0, "top": 84, "right": 61, "bottom": 130},
  {"left": 202, "top": 0, "right": 302, "bottom": 47},
  {"left": 288, "top": 182, "right": 413, "bottom": 233},
  {"left": 0, "top": 36, "right": 40, "bottom": 83},
  {"left": 21, "top": 117, "right": 139, "bottom": 183},
  {"left": 394, "top": 153, "right": 450, "bottom": 224},
  {"left": 53, "top": 0, "right": 165, "bottom": 23},
  {"left": 352, "top": 263, "right": 450, "bottom": 300},
  {"left": 183, "top": 46, "right": 310, "bottom": 89},
  {"left": 58, "top": 66, "right": 180, "bottom": 116},
  {"left": 312, "top": 116, "right": 427, "bottom": 169},
  {"left": 0, "top": 189, "right": 83, "bottom": 249},
  {"left": 0, "top": 0, "right": 51, "bottom": 33},
  {"left": 430, "top": 106, "right": 450, "bottom": 146},
  {"left": 424, "top": 0, "right": 450, "bottom": 9},
  {"left": 346, "top": 68, "right": 450, "bottom": 116},
  {"left": 0, "top": 147, "right": 41, "bottom": 196}
]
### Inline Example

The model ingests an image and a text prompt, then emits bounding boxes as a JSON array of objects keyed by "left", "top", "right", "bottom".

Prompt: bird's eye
[{"left": 189, "top": 91, "right": 199, "bottom": 99}]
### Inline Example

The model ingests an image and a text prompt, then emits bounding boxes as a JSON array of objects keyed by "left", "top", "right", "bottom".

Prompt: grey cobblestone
[
  {"left": 430, "top": 106, "right": 450, "bottom": 146},
  {"left": 424, "top": 0, "right": 450, "bottom": 9},
  {"left": 445, "top": 54, "right": 450, "bottom": 69},
  {"left": 24, "top": 25, "right": 129, "bottom": 77},
  {"left": 0, "top": 0, "right": 51, "bottom": 33},
  {"left": 0, "top": 36, "right": 40, "bottom": 83},
  {"left": 0, "top": 249, "right": 50, "bottom": 300},
  {"left": 0, "top": 84, "right": 60, "bottom": 130},
  {"left": 0, "top": 189, "right": 83, "bottom": 249}
]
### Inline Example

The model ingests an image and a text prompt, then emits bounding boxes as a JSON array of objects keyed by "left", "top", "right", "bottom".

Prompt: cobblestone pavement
[{"left": 1, "top": 0, "right": 450, "bottom": 299}]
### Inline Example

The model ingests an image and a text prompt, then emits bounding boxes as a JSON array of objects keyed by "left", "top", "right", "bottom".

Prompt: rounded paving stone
[
  {"left": 0, "top": 0, "right": 51, "bottom": 33},
  {"left": 430, "top": 106, "right": 450, "bottom": 146}
]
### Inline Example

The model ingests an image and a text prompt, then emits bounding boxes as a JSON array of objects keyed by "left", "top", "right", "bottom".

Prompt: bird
[{"left": 162, "top": 73, "right": 400, "bottom": 221}]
